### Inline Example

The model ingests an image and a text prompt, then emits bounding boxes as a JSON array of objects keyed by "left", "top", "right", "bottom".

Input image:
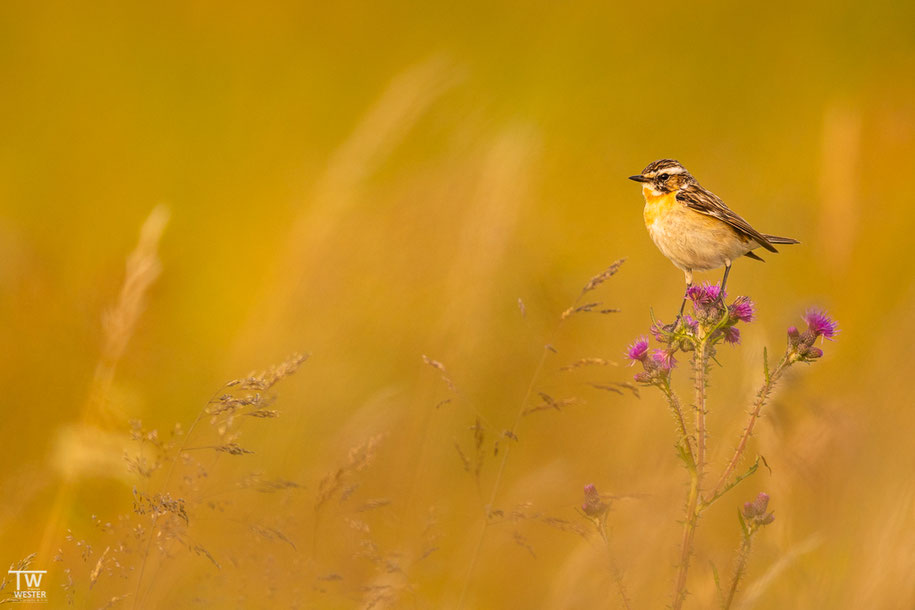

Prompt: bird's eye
[{"left": 659, "top": 173, "right": 670, "bottom": 181}]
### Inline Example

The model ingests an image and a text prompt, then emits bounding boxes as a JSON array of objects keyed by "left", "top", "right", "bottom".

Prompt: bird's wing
[{"left": 676, "top": 184, "right": 777, "bottom": 252}]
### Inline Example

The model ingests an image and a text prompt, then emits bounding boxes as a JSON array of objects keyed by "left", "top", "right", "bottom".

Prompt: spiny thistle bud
[
  {"left": 650, "top": 321, "right": 670, "bottom": 344},
  {"left": 582, "top": 484, "right": 609, "bottom": 518},
  {"left": 742, "top": 492, "right": 775, "bottom": 527}
]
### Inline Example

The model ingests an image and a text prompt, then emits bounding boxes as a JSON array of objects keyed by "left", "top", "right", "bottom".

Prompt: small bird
[{"left": 629, "top": 159, "right": 798, "bottom": 317}]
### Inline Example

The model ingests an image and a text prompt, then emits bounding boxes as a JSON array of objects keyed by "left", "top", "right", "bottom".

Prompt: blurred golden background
[{"left": 1, "top": 1, "right": 914, "bottom": 608}]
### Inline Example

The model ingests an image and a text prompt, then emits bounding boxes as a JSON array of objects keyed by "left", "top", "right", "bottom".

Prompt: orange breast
[{"left": 642, "top": 188, "right": 678, "bottom": 226}]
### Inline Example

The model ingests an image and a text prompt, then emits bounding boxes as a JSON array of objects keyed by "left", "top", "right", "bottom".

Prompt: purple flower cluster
[
  {"left": 687, "top": 282, "right": 727, "bottom": 323},
  {"left": 687, "top": 282, "right": 725, "bottom": 305},
  {"left": 626, "top": 337, "right": 676, "bottom": 384},
  {"left": 742, "top": 492, "right": 775, "bottom": 527},
  {"left": 788, "top": 309, "right": 839, "bottom": 361}
]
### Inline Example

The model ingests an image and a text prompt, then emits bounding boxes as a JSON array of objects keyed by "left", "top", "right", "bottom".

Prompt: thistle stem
[
  {"left": 597, "top": 520, "right": 633, "bottom": 610},
  {"left": 711, "top": 357, "right": 790, "bottom": 500},
  {"left": 661, "top": 382, "right": 695, "bottom": 466},
  {"left": 723, "top": 534, "right": 753, "bottom": 609},
  {"left": 672, "top": 475, "right": 701, "bottom": 610},
  {"left": 672, "top": 338, "right": 709, "bottom": 609}
]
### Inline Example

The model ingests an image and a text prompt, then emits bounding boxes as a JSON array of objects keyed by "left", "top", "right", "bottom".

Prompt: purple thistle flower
[
  {"left": 681, "top": 315, "right": 699, "bottom": 332},
  {"left": 626, "top": 337, "right": 650, "bottom": 363},
  {"left": 705, "top": 283, "right": 723, "bottom": 302},
  {"left": 729, "top": 296, "right": 755, "bottom": 323},
  {"left": 804, "top": 309, "right": 839, "bottom": 340},
  {"left": 723, "top": 326, "right": 741, "bottom": 344},
  {"left": 687, "top": 282, "right": 725, "bottom": 305},
  {"left": 650, "top": 349, "right": 676, "bottom": 371}
]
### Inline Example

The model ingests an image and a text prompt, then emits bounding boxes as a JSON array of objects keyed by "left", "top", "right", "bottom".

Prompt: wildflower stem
[
  {"left": 597, "top": 520, "right": 633, "bottom": 610},
  {"left": 694, "top": 339, "right": 709, "bottom": 480},
  {"left": 723, "top": 532, "right": 753, "bottom": 609},
  {"left": 711, "top": 355, "right": 790, "bottom": 501},
  {"left": 672, "top": 474, "right": 701, "bottom": 610},
  {"left": 672, "top": 337, "right": 709, "bottom": 610},
  {"left": 660, "top": 381, "right": 695, "bottom": 467}
]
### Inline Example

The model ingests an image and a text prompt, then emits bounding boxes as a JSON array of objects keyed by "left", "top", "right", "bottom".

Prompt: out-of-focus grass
[{"left": 1, "top": 1, "right": 914, "bottom": 607}]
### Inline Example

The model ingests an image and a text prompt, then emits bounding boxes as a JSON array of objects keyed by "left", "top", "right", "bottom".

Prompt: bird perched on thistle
[{"left": 629, "top": 159, "right": 798, "bottom": 318}]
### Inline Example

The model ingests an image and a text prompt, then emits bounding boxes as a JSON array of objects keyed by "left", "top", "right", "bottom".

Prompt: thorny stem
[
  {"left": 672, "top": 475, "right": 700, "bottom": 610},
  {"left": 672, "top": 337, "right": 709, "bottom": 610},
  {"left": 711, "top": 356, "right": 791, "bottom": 501},
  {"left": 723, "top": 535, "right": 753, "bottom": 609},
  {"left": 597, "top": 519, "right": 633, "bottom": 610},
  {"left": 660, "top": 382, "right": 695, "bottom": 467},
  {"left": 693, "top": 340, "right": 709, "bottom": 480}
]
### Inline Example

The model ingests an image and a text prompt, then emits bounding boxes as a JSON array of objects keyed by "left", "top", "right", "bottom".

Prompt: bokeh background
[{"left": 1, "top": 1, "right": 914, "bottom": 608}]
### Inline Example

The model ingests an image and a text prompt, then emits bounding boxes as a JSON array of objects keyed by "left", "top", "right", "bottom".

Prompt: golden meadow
[{"left": 1, "top": 2, "right": 913, "bottom": 608}]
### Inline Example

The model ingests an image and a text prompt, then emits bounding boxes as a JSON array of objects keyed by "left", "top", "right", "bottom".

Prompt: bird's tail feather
[{"left": 763, "top": 234, "right": 800, "bottom": 245}]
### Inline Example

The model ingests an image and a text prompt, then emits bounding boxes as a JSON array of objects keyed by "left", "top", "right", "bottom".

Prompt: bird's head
[{"left": 629, "top": 159, "right": 694, "bottom": 196}]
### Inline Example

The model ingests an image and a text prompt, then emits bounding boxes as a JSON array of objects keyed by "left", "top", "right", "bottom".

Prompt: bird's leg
[
  {"left": 677, "top": 287, "right": 689, "bottom": 322},
  {"left": 673, "top": 269, "right": 693, "bottom": 328},
  {"left": 718, "top": 264, "right": 731, "bottom": 310},
  {"left": 720, "top": 263, "right": 731, "bottom": 295}
]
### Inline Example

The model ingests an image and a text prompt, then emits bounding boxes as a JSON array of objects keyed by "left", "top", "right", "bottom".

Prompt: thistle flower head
[
  {"left": 789, "top": 309, "right": 839, "bottom": 362},
  {"left": 687, "top": 282, "right": 728, "bottom": 323},
  {"left": 626, "top": 338, "right": 675, "bottom": 385},
  {"left": 626, "top": 337, "right": 650, "bottom": 363},
  {"left": 723, "top": 326, "right": 740, "bottom": 344},
  {"left": 687, "top": 282, "right": 725, "bottom": 306},
  {"left": 650, "top": 349, "right": 676, "bottom": 371},
  {"left": 729, "top": 296, "right": 755, "bottom": 323},
  {"left": 804, "top": 309, "right": 839, "bottom": 340}
]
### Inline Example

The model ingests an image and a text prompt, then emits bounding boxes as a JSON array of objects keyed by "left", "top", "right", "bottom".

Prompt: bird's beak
[{"left": 628, "top": 175, "right": 648, "bottom": 183}]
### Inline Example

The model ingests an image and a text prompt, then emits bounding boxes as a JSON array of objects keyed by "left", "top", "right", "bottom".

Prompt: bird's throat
[{"left": 642, "top": 188, "right": 677, "bottom": 226}]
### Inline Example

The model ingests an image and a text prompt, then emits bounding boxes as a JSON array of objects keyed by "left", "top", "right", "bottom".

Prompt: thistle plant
[{"left": 624, "top": 283, "right": 838, "bottom": 609}]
